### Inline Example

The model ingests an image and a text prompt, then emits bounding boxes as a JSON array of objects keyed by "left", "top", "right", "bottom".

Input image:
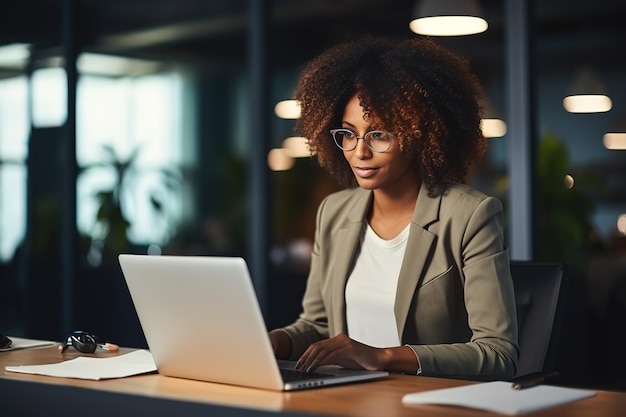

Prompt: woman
[{"left": 269, "top": 36, "right": 518, "bottom": 380}]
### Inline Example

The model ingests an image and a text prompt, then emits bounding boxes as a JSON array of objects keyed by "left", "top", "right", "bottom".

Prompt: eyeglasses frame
[
  {"left": 61, "top": 330, "right": 98, "bottom": 353},
  {"left": 330, "top": 128, "right": 393, "bottom": 153}
]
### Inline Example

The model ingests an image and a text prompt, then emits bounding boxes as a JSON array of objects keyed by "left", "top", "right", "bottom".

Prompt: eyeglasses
[
  {"left": 330, "top": 128, "right": 393, "bottom": 153},
  {"left": 59, "top": 331, "right": 119, "bottom": 353},
  {"left": 60, "top": 331, "right": 97, "bottom": 353}
]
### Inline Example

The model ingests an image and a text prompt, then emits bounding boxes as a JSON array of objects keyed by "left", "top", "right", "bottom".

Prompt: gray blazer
[{"left": 280, "top": 183, "right": 519, "bottom": 380}]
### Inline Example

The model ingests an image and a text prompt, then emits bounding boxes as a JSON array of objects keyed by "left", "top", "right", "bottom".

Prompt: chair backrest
[{"left": 510, "top": 261, "right": 568, "bottom": 378}]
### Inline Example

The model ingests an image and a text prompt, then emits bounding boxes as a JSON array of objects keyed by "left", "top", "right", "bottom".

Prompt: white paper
[
  {"left": 5, "top": 349, "right": 157, "bottom": 380},
  {"left": 0, "top": 337, "right": 55, "bottom": 352},
  {"left": 402, "top": 381, "right": 596, "bottom": 415}
]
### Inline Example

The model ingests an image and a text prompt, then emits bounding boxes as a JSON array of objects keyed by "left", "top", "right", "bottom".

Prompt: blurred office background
[{"left": 0, "top": 0, "right": 625, "bottom": 391}]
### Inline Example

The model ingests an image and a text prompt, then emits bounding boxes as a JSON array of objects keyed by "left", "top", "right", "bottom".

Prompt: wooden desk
[{"left": 1, "top": 344, "right": 624, "bottom": 417}]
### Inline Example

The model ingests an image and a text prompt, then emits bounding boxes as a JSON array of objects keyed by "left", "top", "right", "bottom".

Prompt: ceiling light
[
  {"left": 479, "top": 96, "right": 506, "bottom": 138},
  {"left": 603, "top": 115, "right": 626, "bottom": 150},
  {"left": 267, "top": 148, "right": 294, "bottom": 171},
  {"left": 603, "top": 133, "right": 626, "bottom": 150},
  {"left": 563, "top": 95, "right": 612, "bottom": 113},
  {"left": 481, "top": 119, "right": 507, "bottom": 138},
  {"left": 563, "top": 67, "right": 612, "bottom": 113},
  {"left": 618, "top": 214, "right": 626, "bottom": 236},
  {"left": 409, "top": 0, "right": 488, "bottom": 36},
  {"left": 282, "top": 136, "right": 310, "bottom": 158},
  {"left": 274, "top": 100, "right": 301, "bottom": 119}
]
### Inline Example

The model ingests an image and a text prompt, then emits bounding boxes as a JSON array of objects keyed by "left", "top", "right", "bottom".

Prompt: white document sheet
[
  {"left": 0, "top": 337, "right": 54, "bottom": 352},
  {"left": 5, "top": 349, "right": 157, "bottom": 380},
  {"left": 402, "top": 381, "right": 596, "bottom": 415}
]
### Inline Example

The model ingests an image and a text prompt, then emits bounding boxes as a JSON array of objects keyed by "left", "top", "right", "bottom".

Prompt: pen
[
  {"left": 99, "top": 343, "right": 119, "bottom": 352},
  {"left": 511, "top": 371, "right": 560, "bottom": 390}
]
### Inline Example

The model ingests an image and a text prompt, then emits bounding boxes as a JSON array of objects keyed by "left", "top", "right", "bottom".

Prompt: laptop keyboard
[{"left": 280, "top": 368, "right": 329, "bottom": 381}]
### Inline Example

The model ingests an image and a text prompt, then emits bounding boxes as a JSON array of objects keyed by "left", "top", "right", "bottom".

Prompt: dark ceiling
[{"left": 2, "top": 0, "right": 626, "bottom": 75}]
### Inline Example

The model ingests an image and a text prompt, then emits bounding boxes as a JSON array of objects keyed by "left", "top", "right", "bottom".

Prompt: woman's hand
[{"left": 295, "top": 334, "right": 385, "bottom": 372}]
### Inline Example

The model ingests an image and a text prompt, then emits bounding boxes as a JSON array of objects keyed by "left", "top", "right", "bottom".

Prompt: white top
[{"left": 345, "top": 222, "right": 410, "bottom": 348}]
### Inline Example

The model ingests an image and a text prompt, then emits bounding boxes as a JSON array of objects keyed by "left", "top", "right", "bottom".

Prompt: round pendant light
[{"left": 409, "top": 0, "right": 488, "bottom": 36}]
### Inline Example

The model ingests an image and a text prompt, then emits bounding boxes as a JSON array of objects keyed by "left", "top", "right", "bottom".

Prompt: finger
[
  {"left": 295, "top": 348, "right": 311, "bottom": 371},
  {"left": 305, "top": 358, "right": 320, "bottom": 373},
  {"left": 296, "top": 341, "right": 325, "bottom": 371},
  {"left": 304, "top": 343, "right": 337, "bottom": 373}
]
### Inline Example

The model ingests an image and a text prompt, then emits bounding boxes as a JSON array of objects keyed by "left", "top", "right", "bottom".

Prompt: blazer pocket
[{"left": 419, "top": 264, "right": 455, "bottom": 288}]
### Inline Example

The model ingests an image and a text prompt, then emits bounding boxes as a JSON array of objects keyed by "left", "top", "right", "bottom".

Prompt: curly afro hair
[{"left": 293, "top": 36, "right": 487, "bottom": 198}]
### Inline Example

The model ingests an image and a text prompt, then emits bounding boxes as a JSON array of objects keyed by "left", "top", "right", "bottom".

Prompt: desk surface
[{"left": 1, "top": 343, "right": 624, "bottom": 417}]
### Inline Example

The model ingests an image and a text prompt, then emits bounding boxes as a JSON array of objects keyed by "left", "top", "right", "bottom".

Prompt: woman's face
[{"left": 340, "top": 95, "right": 417, "bottom": 193}]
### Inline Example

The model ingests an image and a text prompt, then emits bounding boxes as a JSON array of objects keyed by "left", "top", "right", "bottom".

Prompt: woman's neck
[{"left": 368, "top": 181, "right": 420, "bottom": 240}]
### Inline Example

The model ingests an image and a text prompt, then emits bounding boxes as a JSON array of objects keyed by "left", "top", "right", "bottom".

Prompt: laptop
[{"left": 118, "top": 254, "right": 389, "bottom": 391}]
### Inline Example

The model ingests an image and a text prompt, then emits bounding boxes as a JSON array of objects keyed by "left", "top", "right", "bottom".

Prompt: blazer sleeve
[
  {"left": 278, "top": 196, "right": 332, "bottom": 360},
  {"left": 406, "top": 196, "right": 519, "bottom": 380}
]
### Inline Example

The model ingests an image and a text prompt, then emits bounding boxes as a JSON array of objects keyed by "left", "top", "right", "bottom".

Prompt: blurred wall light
[
  {"left": 617, "top": 214, "right": 626, "bottom": 236},
  {"left": 267, "top": 148, "right": 295, "bottom": 171},
  {"left": 481, "top": 119, "right": 507, "bottom": 138},
  {"left": 603, "top": 133, "right": 626, "bottom": 150},
  {"left": 564, "top": 175, "right": 575, "bottom": 189},
  {"left": 282, "top": 136, "right": 310, "bottom": 158},
  {"left": 603, "top": 114, "right": 626, "bottom": 150},
  {"left": 31, "top": 67, "right": 68, "bottom": 128},
  {"left": 563, "top": 67, "right": 612, "bottom": 113},
  {"left": 479, "top": 96, "right": 507, "bottom": 138},
  {"left": 409, "top": 0, "right": 488, "bottom": 36},
  {"left": 274, "top": 99, "right": 301, "bottom": 119}
]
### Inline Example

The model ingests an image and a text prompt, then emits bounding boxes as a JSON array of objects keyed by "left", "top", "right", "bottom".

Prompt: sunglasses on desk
[{"left": 60, "top": 331, "right": 118, "bottom": 353}]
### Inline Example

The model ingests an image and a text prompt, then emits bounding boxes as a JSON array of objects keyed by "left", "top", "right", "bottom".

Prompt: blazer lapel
[
  {"left": 328, "top": 190, "right": 372, "bottom": 335},
  {"left": 394, "top": 184, "right": 440, "bottom": 339}
]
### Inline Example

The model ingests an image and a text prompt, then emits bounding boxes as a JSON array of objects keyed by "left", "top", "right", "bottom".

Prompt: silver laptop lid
[{"left": 119, "top": 254, "right": 285, "bottom": 390}]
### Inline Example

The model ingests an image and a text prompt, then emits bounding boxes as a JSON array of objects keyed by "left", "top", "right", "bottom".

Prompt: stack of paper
[{"left": 402, "top": 381, "right": 596, "bottom": 415}]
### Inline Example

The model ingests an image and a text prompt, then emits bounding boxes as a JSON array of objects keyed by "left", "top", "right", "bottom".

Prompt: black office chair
[{"left": 510, "top": 261, "right": 569, "bottom": 379}]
